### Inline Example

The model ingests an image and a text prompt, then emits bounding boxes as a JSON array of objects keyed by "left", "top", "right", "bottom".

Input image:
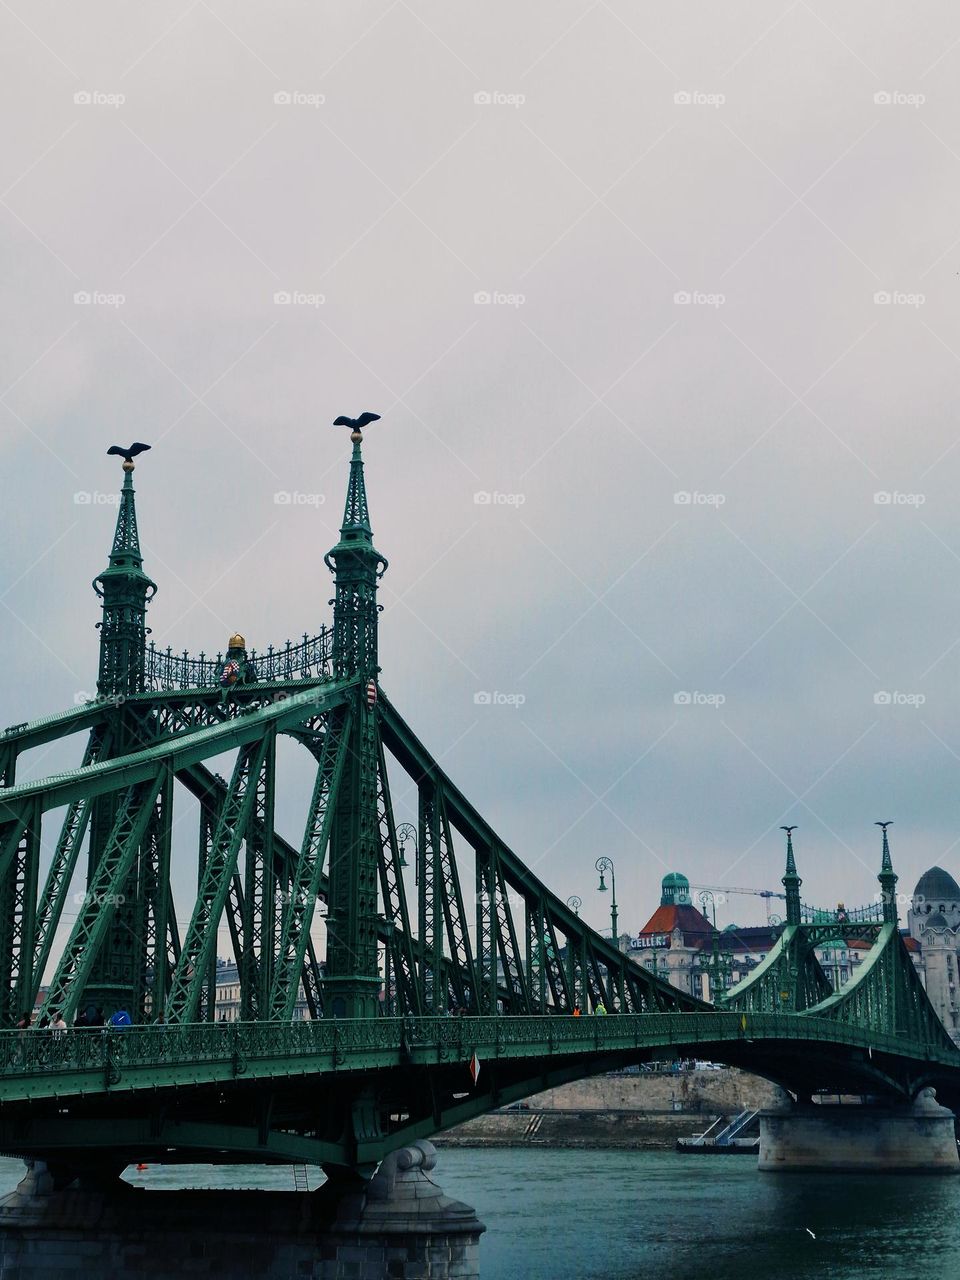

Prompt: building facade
[
  {"left": 628, "top": 873, "right": 783, "bottom": 1001},
  {"left": 906, "top": 866, "right": 960, "bottom": 1039},
  {"left": 628, "top": 872, "right": 878, "bottom": 1003},
  {"left": 214, "top": 959, "right": 313, "bottom": 1022}
]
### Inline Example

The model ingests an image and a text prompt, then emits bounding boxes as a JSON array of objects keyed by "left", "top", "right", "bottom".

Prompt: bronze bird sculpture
[
  {"left": 107, "top": 442, "right": 152, "bottom": 465},
  {"left": 333, "top": 413, "right": 380, "bottom": 441}
]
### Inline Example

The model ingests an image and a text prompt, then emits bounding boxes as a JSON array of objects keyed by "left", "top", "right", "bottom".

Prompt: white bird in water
[{"left": 805, "top": 1228, "right": 816, "bottom": 1239}]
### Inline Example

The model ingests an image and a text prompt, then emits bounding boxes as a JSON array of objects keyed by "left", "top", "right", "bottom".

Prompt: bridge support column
[
  {"left": 0, "top": 1141, "right": 484, "bottom": 1279},
  {"left": 759, "top": 1089, "right": 959, "bottom": 1173}
]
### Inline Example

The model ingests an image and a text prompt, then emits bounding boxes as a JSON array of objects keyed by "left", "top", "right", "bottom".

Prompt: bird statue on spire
[
  {"left": 107, "top": 442, "right": 151, "bottom": 472},
  {"left": 333, "top": 412, "right": 380, "bottom": 443}
]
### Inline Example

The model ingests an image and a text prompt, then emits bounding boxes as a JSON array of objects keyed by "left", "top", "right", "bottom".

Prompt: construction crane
[{"left": 690, "top": 884, "right": 787, "bottom": 924}]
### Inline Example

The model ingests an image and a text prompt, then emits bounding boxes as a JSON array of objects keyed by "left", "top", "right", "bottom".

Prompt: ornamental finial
[
  {"left": 333, "top": 412, "right": 380, "bottom": 444},
  {"left": 107, "top": 442, "right": 152, "bottom": 472}
]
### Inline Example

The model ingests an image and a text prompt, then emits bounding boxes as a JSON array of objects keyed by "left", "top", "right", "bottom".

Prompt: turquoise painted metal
[{"left": 0, "top": 427, "right": 959, "bottom": 1177}]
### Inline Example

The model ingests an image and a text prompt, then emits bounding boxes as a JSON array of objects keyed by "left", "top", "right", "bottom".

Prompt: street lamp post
[
  {"left": 699, "top": 890, "right": 718, "bottom": 1000},
  {"left": 697, "top": 890, "right": 731, "bottom": 1002},
  {"left": 395, "top": 822, "right": 416, "bottom": 875},
  {"left": 566, "top": 895, "right": 582, "bottom": 916},
  {"left": 595, "top": 857, "right": 619, "bottom": 943}
]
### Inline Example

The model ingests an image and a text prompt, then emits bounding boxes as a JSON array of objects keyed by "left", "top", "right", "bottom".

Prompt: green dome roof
[{"left": 660, "top": 873, "right": 691, "bottom": 906}]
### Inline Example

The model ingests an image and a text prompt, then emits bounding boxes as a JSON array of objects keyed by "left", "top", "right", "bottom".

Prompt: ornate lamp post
[
  {"left": 698, "top": 890, "right": 731, "bottom": 1002},
  {"left": 595, "top": 857, "right": 619, "bottom": 942},
  {"left": 395, "top": 822, "right": 416, "bottom": 874},
  {"left": 566, "top": 895, "right": 582, "bottom": 916}
]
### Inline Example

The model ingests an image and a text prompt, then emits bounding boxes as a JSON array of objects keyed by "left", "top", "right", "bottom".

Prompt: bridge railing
[
  {"left": 800, "top": 901, "right": 884, "bottom": 925},
  {"left": 144, "top": 632, "right": 333, "bottom": 691},
  {"left": 0, "top": 1010, "right": 954, "bottom": 1094}
]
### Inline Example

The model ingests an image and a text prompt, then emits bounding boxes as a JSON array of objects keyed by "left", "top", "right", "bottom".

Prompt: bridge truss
[{"left": 0, "top": 435, "right": 957, "bottom": 1174}]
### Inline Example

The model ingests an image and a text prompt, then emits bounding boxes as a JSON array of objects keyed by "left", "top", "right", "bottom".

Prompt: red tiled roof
[{"left": 638, "top": 903, "right": 713, "bottom": 938}]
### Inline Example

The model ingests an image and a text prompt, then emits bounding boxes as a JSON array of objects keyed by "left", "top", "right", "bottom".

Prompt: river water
[{"left": 0, "top": 1148, "right": 954, "bottom": 1280}]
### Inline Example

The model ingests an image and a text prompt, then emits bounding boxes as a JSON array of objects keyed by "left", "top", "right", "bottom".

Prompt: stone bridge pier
[
  {"left": 0, "top": 1141, "right": 484, "bottom": 1279},
  {"left": 758, "top": 1088, "right": 960, "bottom": 1173}
]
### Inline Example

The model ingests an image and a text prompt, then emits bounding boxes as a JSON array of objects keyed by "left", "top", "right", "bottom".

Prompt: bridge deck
[{"left": 0, "top": 1013, "right": 955, "bottom": 1105}]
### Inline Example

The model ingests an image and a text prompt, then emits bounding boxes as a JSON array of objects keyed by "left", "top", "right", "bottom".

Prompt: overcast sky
[{"left": 4, "top": 2, "right": 960, "bottom": 949}]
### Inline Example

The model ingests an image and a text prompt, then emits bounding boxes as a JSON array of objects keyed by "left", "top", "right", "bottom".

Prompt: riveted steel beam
[
  {"left": 269, "top": 709, "right": 351, "bottom": 1020},
  {"left": 165, "top": 737, "right": 272, "bottom": 1024},
  {"left": 42, "top": 775, "right": 164, "bottom": 1021}
]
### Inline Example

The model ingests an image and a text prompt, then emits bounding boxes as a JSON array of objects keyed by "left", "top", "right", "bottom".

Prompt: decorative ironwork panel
[{"left": 144, "top": 632, "right": 333, "bottom": 691}]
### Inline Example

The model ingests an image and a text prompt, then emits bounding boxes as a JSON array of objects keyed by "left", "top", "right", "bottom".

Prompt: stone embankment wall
[
  {"left": 438, "top": 1069, "right": 788, "bottom": 1150},
  {"left": 532, "top": 1069, "right": 784, "bottom": 1113}
]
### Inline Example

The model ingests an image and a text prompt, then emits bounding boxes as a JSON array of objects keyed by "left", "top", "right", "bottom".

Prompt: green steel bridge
[{"left": 0, "top": 424, "right": 958, "bottom": 1180}]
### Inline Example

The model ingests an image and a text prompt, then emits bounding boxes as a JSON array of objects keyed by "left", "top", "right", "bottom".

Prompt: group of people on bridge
[{"left": 14, "top": 1006, "right": 133, "bottom": 1034}]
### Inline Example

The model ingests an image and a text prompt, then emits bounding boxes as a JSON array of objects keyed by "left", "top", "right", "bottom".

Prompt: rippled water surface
[{"left": 0, "top": 1148, "right": 953, "bottom": 1279}]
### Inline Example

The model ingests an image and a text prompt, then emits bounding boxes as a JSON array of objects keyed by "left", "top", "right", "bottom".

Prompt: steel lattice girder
[
  {"left": 0, "top": 681, "right": 355, "bottom": 819},
  {"left": 378, "top": 693, "right": 704, "bottom": 1017},
  {"left": 42, "top": 776, "right": 165, "bottom": 1021},
  {"left": 165, "top": 736, "right": 272, "bottom": 1024},
  {"left": 29, "top": 725, "right": 113, "bottom": 1011},
  {"left": 269, "top": 708, "right": 352, "bottom": 1019},
  {"left": 376, "top": 740, "right": 421, "bottom": 1017},
  {"left": 176, "top": 761, "right": 321, "bottom": 1016},
  {"left": 724, "top": 923, "right": 833, "bottom": 1013},
  {"left": 805, "top": 922, "right": 957, "bottom": 1051},
  {"left": 0, "top": 796, "right": 41, "bottom": 1025}
]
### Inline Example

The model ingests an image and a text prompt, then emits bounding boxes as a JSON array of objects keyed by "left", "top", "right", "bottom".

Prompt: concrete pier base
[
  {"left": 0, "top": 1140, "right": 484, "bottom": 1278},
  {"left": 759, "top": 1088, "right": 959, "bottom": 1174}
]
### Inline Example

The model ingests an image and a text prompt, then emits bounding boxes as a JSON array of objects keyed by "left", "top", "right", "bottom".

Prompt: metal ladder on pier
[
  {"left": 713, "top": 1109, "right": 759, "bottom": 1144},
  {"left": 292, "top": 1164, "right": 310, "bottom": 1191},
  {"left": 690, "top": 1113, "right": 727, "bottom": 1146},
  {"left": 523, "top": 1113, "right": 545, "bottom": 1139},
  {"left": 680, "top": 1108, "right": 760, "bottom": 1150}
]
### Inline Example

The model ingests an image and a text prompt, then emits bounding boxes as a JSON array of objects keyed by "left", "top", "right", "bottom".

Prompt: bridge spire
[
  {"left": 93, "top": 449, "right": 157, "bottom": 698},
  {"left": 876, "top": 821, "right": 898, "bottom": 922},
  {"left": 323, "top": 417, "right": 388, "bottom": 1018},
  {"left": 781, "top": 825, "right": 801, "bottom": 925},
  {"left": 325, "top": 418, "right": 387, "bottom": 680}
]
